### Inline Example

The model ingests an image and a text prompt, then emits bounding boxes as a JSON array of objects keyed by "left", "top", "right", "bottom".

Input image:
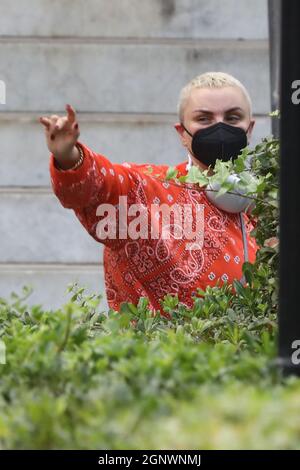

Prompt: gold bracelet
[
  {"left": 56, "top": 144, "right": 84, "bottom": 171},
  {"left": 69, "top": 144, "right": 84, "bottom": 170}
]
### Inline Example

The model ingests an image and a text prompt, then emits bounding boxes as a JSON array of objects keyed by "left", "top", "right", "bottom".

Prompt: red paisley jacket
[{"left": 49, "top": 142, "right": 259, "bottom": 315}]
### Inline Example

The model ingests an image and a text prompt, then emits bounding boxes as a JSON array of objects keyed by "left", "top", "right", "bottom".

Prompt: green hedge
[
  {"left": 0, "top": 283, "right": 298, "bottom": 449},
  {"left": 1, "top": 134, "right": 297, "bottom": 450}
]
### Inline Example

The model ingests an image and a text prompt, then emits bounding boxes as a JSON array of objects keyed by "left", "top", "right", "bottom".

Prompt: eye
[
  {"left": 226, "top": 115, "right": 240, "bottom": 122},
  {"left": 196, "top": 116, "right": 211, "bottom": 122}
]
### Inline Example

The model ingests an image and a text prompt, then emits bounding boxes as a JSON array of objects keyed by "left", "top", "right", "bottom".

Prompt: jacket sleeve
[
  {"left": 49, "top": 141, "right": 145, "bottom": 246},
  {"left": 49, "top": 141, "right": 138, "bottom": 208}
]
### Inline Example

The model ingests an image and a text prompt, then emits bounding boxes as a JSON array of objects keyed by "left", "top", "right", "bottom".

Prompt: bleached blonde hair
[{"left": 177, "top": 71, "right": 252, "bottom": 122}]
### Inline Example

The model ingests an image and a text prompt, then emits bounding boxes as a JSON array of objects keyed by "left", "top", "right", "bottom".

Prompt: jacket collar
[{"left": 175, "top": 154, "right": 193, "bottom": 176}]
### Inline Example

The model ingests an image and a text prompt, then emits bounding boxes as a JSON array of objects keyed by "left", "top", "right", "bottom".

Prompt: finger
[
  {"left": 39, "top": 117, "right": 51, "bottom": 129},
  {"left": 65, "top": 104, "right": 76, "bottom": 124},
  {"left": 49, "top": 115, "right": 59, "bottom": 133},
  {"left": 55, "top": 116, "right": 68, "bottom": 131},
  {"left": 49, "top": 115, "right": 60, "bottom": 135},
  {"left": 72, "top": 121, "right": 79, "bottom": 132},
  {"left": 50, "top": 115, "right": 60, "bottom": 122}
]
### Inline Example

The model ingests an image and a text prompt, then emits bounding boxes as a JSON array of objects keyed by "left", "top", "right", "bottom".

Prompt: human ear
[
  {"left": 174, "top": 122, "right": 190, "bottom": 148},
  {"left": 246, "top": 119, "right": 256, "bottom": 143}
]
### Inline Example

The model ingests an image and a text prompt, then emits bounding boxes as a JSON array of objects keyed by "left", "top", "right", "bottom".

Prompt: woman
[{"left": 40, "top": 72, "right": 258, "bottom": 315}]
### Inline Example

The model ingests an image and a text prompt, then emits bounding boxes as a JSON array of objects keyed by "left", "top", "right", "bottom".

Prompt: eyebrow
[{"left": 192, "top": 107, "right": 244, "bottom": 114}]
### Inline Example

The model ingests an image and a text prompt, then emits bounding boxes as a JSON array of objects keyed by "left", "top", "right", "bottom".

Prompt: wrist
[{"left": 54, "top": 145, "right": 83, "bottom": 171}]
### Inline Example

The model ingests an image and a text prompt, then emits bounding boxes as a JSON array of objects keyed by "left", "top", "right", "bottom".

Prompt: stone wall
[{"left": 0, "top": 0, "right": 270, "bottom": 309}]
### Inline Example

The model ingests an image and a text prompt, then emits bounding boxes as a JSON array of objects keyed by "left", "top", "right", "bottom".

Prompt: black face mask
[{"left": 181, "top": 121, "right": 250, "bottom": 168}]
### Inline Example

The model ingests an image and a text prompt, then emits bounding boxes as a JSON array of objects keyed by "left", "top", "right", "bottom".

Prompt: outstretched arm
[{"left": 39, "top": 104, "right": 152, "bottom": 247}]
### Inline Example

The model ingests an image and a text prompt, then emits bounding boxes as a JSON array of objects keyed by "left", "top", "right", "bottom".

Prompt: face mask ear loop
[
  {"left": 245, "top": 122, "right": 252, "bottom": 144},
  {"left": 180, "top": 123, "right": 193, "bottom": 138}
]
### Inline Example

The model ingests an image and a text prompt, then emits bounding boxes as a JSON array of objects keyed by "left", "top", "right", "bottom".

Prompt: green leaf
[{"left": 166, "top": 166, "right": 178, "bottom": 181}]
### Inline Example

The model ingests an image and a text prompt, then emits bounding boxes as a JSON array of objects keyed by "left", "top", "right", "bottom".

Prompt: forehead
[{"left": 184, "top": 86, "right": 250, "bottom": 117}]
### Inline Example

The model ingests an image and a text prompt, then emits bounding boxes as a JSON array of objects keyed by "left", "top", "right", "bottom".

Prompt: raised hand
[{"left": 39, "top": 104, "right": 81, "bottom": 169}]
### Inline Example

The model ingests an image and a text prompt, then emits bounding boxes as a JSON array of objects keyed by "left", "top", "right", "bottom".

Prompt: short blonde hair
[{"left": 177, "top": 71, "right": 252, "bottom": 122}]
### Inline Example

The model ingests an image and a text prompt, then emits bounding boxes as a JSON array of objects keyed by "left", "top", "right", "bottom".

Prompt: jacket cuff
[{"left": 49, "top": 142, "right": 92, "bottom": 186}]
